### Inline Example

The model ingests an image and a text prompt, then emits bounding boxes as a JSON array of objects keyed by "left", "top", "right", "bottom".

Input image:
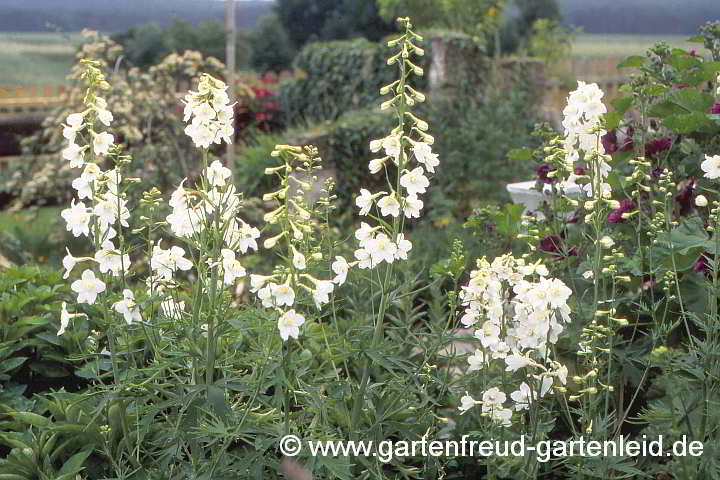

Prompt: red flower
[{"left": 645, "top": 137, "right": 672, "bottom": 156}]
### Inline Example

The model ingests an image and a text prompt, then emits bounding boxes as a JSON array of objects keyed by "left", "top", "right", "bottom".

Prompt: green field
[
  {"left": 572, "top": 33, "right": 704, "bottom": 57},
  {"left": 0, "top": 32, "right": 81, "bottom": 86}
]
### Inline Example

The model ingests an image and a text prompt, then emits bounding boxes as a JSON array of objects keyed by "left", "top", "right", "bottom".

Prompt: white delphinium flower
[
  {"left": 354, "top": 222, "right": 377, "bottom": 245},
  {"left": 354, "top": 248, "right": 373, "bottom": 269},
  {"left": 61, "top": 198, "right": 92, "bottom": 237},
  {"left": 71, "top": 163, "right": 101, "bottom": 199},
  {"left": 167, "top": 206, "right": 205, "bottom": 238},
  {"left": 381, "top": 135, "right": 401, "bottom": 159},
  {"left": 95, "top": 240, "right": 129, "bottom": 276},
  {"left": 458, "top": 393, "right": 478, "bottom": 413},
  {"left": 62, "top": 248, "right": 94, "bottom": 280},
  {"left": 311, "top": 280, "right": 335, "bottom": 308},
  {"left": 205, "top": 160, "right": 232, "bottom": 187},
  {"left": 250, "top": 274, "right": 275, "bottom": 293},
  {"left": 94, "top": 195, "right": 130, "bottom": 228},
  {"left": 481, "top": 387, "right": 507, "bottom": 408},
  {"left": 226, "top": 219, "right": 260, "bottom": 252},
  {"left": 62, "top": 112, "right": 85, "bottom": 143},
  {"left": 368, "top": 158, "right": 387, "bottom": 174},
  {"left": 92, "top": 131, "right": 114, "bottom": 156},
  {"left": 256, "top": 283, "right": 276, "bottom": 308},
  {"left": 112, "top": 289, "right": 142, "bottom": 325},
  {"left": 367, "top": 233, "right": 397, "bottom": 265},
  {"left": 510, "top": 382, "right": 532, "bottom": 411},
  {"left": 291, "top": 245, "right": 306, "bottom": 270},
  {"left": 278, "top": 309, "right": 305, "bottom": 341},
  {"left": 356, "top": 188, "right": 375, "bottom": 215},
  {"left": 271, "top": 282, "right": 295, "bottom": 307},
  {"left": 403, "top": 194, "right": 423, "bottom": 218},
  {"left": 412, "top": 141, "right": 439, "bottom": 173},
  {"left": 474, "top": 321, "right": 501, "bottom": 348},
  {"left": 701, "top": 154, "right": 720, "bottom": 179},
  {"left": 696, "top": 194, "right": 708, "bottom": 207},
  {"left": 71, "top": 269, "right": 106, "bottom": 304},
  {"left": 394, "top": 233, "right": 412, "bottom": 260},
  {"left": 467, "top": 349, "right": 485, "bottom": 371},
  {"left": 151, "top": 243, "right": 193, "bottom": 280},
  {"left": 183, "top": 74, "right": 234, "bottom": 148},
  {"left": 58, "top": 301, "right": 87, "bottom": 336},
  {"left": 377, "top": 194, "right": 400, "bottom": 217},
  {"left": 331, "top": 256, "right": 349, "bottom": 285},
  {"left": 62, "top": 143, "right": 85, "bottom": 168},
  {"left": 400, "top": 167, "right": 429, "bottom": 196},
  {"left": 505, "top": 351, "right": 534, "bottom": 372},
  {"left": 220, "top": 249, "right": 246, "bottom": 285}
]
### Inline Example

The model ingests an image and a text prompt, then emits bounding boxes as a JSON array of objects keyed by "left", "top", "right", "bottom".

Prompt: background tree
[{"left": 249, "top": 13, "right": 296, "bottom": 72}]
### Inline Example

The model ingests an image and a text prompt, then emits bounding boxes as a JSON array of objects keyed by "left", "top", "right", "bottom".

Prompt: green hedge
[{"left": 280, "top": 31, "right": 486, "bottom": 125}]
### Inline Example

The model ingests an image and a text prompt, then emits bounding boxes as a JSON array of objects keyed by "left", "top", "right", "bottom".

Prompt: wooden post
[{"left": 225, "top": 0, "right": 236, "bottom": 170}]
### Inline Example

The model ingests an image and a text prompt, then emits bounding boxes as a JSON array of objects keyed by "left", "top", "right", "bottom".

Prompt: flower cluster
[
  {"left": 458, "top": 255, "right": 571, "bottom": 425},
  {"left": 59, "top": 62, "right": 131, "bottom": 320},
  {"left": 560, "top": 81, "right": 612, "bottom": 199},
  {"left": 353, "top": 20, "right": 436, "bottom": 269},
  {"left": 252, "top": 145, "right": 347, "bottom": 341},
  {"left": 183, "top": 73, "right": 235, "bottom": 148}
]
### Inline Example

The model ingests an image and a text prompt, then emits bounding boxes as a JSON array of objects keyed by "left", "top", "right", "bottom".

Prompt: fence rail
[{"left": 0, "top": 85, "right": 66, "bottom": 113}]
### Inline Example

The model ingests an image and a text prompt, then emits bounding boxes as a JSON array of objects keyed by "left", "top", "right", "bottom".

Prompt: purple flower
[
  {"left": 711, "top": 103, "right": 720, "bottom": 114},
  {"left": 672, "top": 84, "right": 690, "bottom": 90},
  {"left": 693, "top": 254, "right": 713, "bottom": 274}
]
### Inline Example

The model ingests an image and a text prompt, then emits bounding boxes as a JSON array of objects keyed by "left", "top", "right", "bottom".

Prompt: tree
[
  {"left": 274, "top": 0, "right": 395, "bottom": 49},
  {"left": 250, "top": 13, "right": 295, "bottom": 72}
]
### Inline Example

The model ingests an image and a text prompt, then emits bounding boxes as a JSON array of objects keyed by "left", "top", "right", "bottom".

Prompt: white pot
[{"left": 505, "top": 180, "right": 582, "bottom": 220}]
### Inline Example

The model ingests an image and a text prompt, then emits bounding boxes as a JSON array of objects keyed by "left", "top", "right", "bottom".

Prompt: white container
[{"left": 505, "top": 180, "right": 582, "bottom": 220}]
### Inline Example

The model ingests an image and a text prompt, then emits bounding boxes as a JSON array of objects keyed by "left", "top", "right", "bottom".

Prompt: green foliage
[
  {"left": 249, "top": 13, "right": 296, "bottom": 72},
  {"left": 281, "top": 32, "right": 485, "bottom": 125},
  {"left": 112, "top": 19, "right": 251, "bottom": 69},
  {"left": 274, "top": 0, "right": 395, "bottom": 49}
]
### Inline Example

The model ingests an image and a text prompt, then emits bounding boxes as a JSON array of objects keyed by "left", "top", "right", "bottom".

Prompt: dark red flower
[
  {"left": 602, "top": 130, "right": 618, "bottom": 153},
  {"left": 608, "top": 199, "right": 635, "bottom": 223},
  {"left": 674, "top": 180, "right": 695, "bottom": 216},
  {"left": 536, "top": 163, "right": 553, "bottom": 184},
  {"left": 645, "top": 137, "right": 672, "bottom": 156},
  {"left": 711, "top": 103, "right": 720, "bottom": 114},
  {"left": 693, "top": 253, "right": 713, "bottom": 274},
  {"left": 538, "top": 234, "right": 577, "bottom": 258},
  {"left": 672, "top": 84, "right": 690, "bottom": 90},
  {"left": 689, "top": 49, "right": 698, "bottom": 57},
  {"left": 574, "top": 165, "right": 589, "bottom": 176}
]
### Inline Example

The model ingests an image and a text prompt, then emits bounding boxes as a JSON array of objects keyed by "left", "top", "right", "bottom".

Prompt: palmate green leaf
[
  {"left": 663, "top": 112, "right": 713, "bottom": 134},
  {"left": 668, "top": 52, "right": 702, "bottom": 71},
  {"left": 667, "top": 88, "right": 715, "bottom": 113},
  {"left": 610, "top": 96, "right": 633, "bottom": 114},
  {"left": 652, "top": 216, "right": 708, "bottom": 270}
]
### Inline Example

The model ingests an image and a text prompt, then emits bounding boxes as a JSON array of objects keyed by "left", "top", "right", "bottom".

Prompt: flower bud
[{"left": 696, "top": 194, "right": 708, "bottom": 207}]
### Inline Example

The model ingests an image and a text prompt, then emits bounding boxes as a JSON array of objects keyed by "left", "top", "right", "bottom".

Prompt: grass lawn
[
  {"left": 572, "top": 33, "right": 705, "bottom": 57},
  {"left": 0, "top": 32, "right": 81, "bottom": 87}
]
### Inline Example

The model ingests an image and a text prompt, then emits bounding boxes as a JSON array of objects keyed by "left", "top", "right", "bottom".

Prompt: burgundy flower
[
  {"left": 602, "top": 130, "right": 618, "bottom": 153},
  {"left": 608, "top": 199, "right": 635, "bottom": 223},
  {"left": 536, "top": 163, "right": 553, "bottom": 184},
  {"left": 689, "top": 49, "right": 697, "bottom": 57},
  {"left": 539, "top": 235, "right": 562, "bottom": 253},
  {"left": 574, "top": 166, "right": 589, "bottom": 176},
  {"left": 538, "top": 234, "right": 577, "bottom": 258},
  {"left": 645, "top": 137, "right": 672, "bottom": 156},
  {"left": 711, "top": 103, "right": 720, "bottom": 114},
  {"left": 672, "top": 84, "right": 690, "bottom": 90},
  {"left": 693, "top": 253, "right": 713, "bottom": 274}
]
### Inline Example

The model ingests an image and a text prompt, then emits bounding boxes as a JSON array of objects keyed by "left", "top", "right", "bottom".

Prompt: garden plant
[{"left": 2, "top": 16, "right": 720, "bottom": 480}]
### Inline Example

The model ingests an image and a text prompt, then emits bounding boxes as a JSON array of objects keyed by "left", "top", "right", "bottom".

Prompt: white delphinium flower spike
[{"left": 71, "top": 269, "right": 106, "bottom": 304}]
